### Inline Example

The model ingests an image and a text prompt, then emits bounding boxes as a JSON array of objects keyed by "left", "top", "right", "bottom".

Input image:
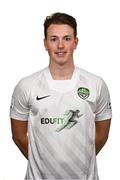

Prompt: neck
[{"left": 49, "top": 61, "right": 75, "bottom": 80}]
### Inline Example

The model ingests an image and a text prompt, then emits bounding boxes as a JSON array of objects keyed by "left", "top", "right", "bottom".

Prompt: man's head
[
  {"left": 44, "top": 12, "right": 77, "bottom": 39},
  {"left": 44, "top": 12, "right": 78, "bottom": 66}
]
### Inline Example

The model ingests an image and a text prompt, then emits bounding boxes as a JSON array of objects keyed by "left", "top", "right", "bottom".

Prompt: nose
[{"left": 58, "top": 40, "right": 64, "bottom": 48}]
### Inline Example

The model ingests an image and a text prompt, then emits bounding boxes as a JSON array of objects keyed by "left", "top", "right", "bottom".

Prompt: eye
[
  {"left": 50, "top": 37, "right": 57, "bottom": 42},
  {"left": 64, "top": 37, "right": 71, "bottom": 41}
]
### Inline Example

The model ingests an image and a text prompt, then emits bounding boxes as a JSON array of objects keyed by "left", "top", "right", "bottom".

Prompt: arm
[
  {"left": 11, "top": 119, "right": 28, "bottom": 159},
  {"left": 95, "top": 119, "right": 111, "bottom": 155}
]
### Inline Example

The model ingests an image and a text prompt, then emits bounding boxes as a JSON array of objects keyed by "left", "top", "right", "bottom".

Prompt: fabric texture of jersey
[{"left": 10, "top": 66, "right": 112, "bottom": 180}]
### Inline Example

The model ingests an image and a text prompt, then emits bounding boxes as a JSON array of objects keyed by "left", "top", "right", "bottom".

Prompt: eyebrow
[{"left": 49, "top": 35, "right": 73, "bottom": 38}]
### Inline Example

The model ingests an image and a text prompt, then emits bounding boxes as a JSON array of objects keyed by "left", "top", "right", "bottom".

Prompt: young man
[{"left": 10, "top": 12, "right": 112, "bottom": 180}]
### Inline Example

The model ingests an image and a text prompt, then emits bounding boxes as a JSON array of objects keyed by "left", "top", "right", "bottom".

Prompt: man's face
[{"left": 44, "top": 24, "right": 78, "bottom": 65}]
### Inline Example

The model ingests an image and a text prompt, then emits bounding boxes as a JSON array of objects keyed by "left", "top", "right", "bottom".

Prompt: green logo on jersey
[
  {"left": 40, "top": 109, "right": 83, "bottom": 132},
  {"left": 77, "top": 87, "right": 90, "bottom": 99},
  {"left": 55, "top": 109, "right": 83, "bottom": 132}
]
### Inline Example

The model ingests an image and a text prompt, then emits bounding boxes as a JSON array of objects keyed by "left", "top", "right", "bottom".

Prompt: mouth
[{"left": 55, "top": 51, "right": 67, "bottom": 57}]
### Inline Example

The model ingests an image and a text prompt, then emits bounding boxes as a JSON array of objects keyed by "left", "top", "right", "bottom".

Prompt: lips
[{"left": 55, "top": 51, "right": 67, "bottom": 57}]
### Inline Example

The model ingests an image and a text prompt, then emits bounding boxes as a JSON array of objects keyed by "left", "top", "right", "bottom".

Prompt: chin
[
  {"left": 55, "top": 60, "right": 68, "bottom": 66},
  {"left": 54, "top": 56, "right": 69, "bottom": 65}
]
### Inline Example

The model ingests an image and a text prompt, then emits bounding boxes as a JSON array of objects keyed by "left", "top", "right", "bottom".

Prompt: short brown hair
[{"left": 44, "top": 12, "right": 77, "bottom": 39}]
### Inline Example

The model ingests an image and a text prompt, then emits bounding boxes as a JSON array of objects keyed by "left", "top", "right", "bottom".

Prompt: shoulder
[
  {"left": 14, "top": 67, "right": 47, "bottom": 93},
  {"left": 76, "top": 66, "right": 105, "bottom": 87}
]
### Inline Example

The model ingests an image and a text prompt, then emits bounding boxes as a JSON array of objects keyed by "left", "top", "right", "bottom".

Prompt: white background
[{"left": 0, "top": 0, "right": 120, "bottom": 179}]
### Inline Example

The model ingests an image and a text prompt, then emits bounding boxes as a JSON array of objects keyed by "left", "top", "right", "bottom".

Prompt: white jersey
[{"left": 10, "top": 66, "right": 112, "bottom": 180}]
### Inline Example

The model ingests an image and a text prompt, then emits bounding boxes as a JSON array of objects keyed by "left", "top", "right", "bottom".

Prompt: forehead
[{"left": 46, "top": 24, "right": 74, "bottom": 37}]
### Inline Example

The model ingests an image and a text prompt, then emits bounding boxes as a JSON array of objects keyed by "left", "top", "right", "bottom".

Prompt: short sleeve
[
  {"left": 95, "top": 78, "right": 112, "bottom": 121},
  {"left": 9, "top": 79, "right": 30, "bottom": 121}
]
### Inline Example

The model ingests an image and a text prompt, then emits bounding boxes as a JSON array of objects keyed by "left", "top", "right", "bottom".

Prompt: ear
[
  {"left": 74, "top": 37, "right": 79, "bottom": 49},
  {"left": 44, "top": 38, "right": 48, "bottom": 50}
]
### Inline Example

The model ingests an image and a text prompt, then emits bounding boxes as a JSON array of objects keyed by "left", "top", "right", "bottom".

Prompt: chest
[{"left": 29, "top": 86, "right": 97, "bottom": 118}]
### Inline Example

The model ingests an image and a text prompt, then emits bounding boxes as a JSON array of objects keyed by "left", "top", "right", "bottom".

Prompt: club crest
[{"left": 77, "top": 87, "right": 90, "bottom": 99}]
